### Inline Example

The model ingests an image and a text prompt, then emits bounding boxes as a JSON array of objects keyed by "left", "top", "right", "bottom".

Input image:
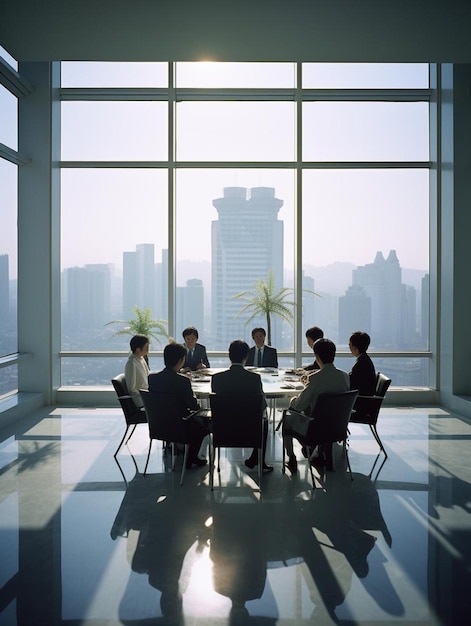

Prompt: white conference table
[{"left": 190, "top": 367, "right": 304, "bottom": 432}]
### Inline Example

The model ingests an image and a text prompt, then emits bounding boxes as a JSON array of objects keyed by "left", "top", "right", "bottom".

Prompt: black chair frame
[
  {"left": 349, "top": 372, "right": 391, "bottom": 458},
  {"left": 112, "top": 374, "right": 147, "bottom": 457},
  {"left": 209, "top": 393, "right": 264, "bottom": 491},
  {"left": 281, "top": 390, "right": 358, "bottom": 487}
]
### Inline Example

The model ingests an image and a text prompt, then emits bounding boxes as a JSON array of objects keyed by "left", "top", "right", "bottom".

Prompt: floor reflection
[{"left": 0, "top": 407, "right": 470, "bottom": 624}]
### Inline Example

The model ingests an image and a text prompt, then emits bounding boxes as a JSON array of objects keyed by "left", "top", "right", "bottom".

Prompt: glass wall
[
  {"left": 60, "top": 62, "right": 431, "bottom": 385},
  {"left": 0, "top": 52, "right": 19, "bottom": 396}
]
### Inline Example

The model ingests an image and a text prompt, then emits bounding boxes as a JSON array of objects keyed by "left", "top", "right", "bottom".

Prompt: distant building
[
  {"left": 65, "top": 264, "right": 111, "bottom": 331},
  {"left": 211, "top": 187, "right": 284, "bottom": 348},
  {"left": 122, "top": 243, "right": 158, "bottom": 318},
  {"left": 176, "top": 278, "right": 204, "bottom": 337},
  {"left": 350, "top": 250, "right": 414, "bottom": 349},
  {"left": 338, "top": 284, "right": 371, "bottom": 345}
]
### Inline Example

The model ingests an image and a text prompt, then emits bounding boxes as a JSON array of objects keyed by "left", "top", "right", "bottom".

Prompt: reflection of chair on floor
[
  {"left": 209, "top": 393, "right": 264, "bottom": 491},
  {"left": 282, "top": 390, "right": 358, "bottom": 487},
  {"left": 350, "top": 372, "right": 392, "bottom": 458},
  {"left": 112, "top": 374, "right": 148, "bottom": 457},
  {"left": 140, "top": 390, "right": 198, "bottom": 486}
]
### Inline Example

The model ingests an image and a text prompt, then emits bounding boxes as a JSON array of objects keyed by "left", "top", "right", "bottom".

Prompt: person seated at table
[
  {"left": 211, "top": 339, "right": 273, "bottom": 473},
  {"left": 124, "top": 334, "right": 150, "bottom": 408},
  {"left": 284, "top": 338, "right": 350, "bottom": 473},
  {"left": 148, "top": 342, "right": 209, "bottom": 469},
  {"left": 348, "top": 331, "right": 376, "bottom": 396},
  {"left": 245, "top": 327, "right": 278, "bottom": 368},
  {"left": 181, "top": 326, "right": 210, "bottom": 372},
  {"left": 296, "top": 326, "right": 324, "bottom": 373}
]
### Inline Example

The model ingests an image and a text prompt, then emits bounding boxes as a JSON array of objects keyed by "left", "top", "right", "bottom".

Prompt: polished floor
[{"left": 0, "top": 404, "right": 470, "bottom": 626}]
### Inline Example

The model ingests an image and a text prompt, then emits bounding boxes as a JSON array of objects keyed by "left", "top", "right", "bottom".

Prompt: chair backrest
[
  {"left": 351, "top": 373, "right": 392, "bottom": 425},
  {"left": 111, "top": 374, "right": 143, "bottom": 424},
  {"left": 209, "top": 393, "right": 264, "bottom": 449},
  {"left": 140, "top": 390, "right": 191, "bottom": 444},
  {"left": 306, "top": 390, "right": 359, "bottom": 444},
  {"left": 375, "top": 372, "right": 392, "bottom": 398}
]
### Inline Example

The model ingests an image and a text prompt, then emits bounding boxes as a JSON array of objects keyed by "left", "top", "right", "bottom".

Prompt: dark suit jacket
[
  {"left": 182, "top": 343, "right": 210, "bottom": 370},
  {"left": 246, "top": 345, "right": 278, "bottom": 368},
  {"left": 148, "top": 367, "right": 200, "bottom": 415},
  {"left": 349, "top": 352, "right": 376, "bottom": 396},
  {"left": 211, "top": 364, "right": 267, "bottom": 411},
  {"left": 304, "top": 359, "right": 320, "bottom": 372}
]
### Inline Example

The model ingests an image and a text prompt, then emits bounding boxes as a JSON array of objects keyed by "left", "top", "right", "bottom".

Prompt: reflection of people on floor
[
  {"left": 210, "top": 503, "right": 268, "bottom": 619},
  {"left": 266, "top": 470, "right": 395, "bottom": 622},
  {"left": 110, "top": 473, "right": 210, "bottom": 622}
]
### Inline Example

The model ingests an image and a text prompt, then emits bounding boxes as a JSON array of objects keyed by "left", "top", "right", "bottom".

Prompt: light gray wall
[{"left": 1, "top": 0, "right": 471, "bottom": 63}]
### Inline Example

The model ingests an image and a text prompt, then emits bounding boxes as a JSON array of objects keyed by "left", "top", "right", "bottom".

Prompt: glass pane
[
  {"left": 176, "top": 169, "right": 295, "bottom": 352},
  {"left": 61, "top": 102, "right": 168, "bottom": 160},
  {"left": 303, "top": 63, "right": 429, "bottom": 88},
  {"left": 61, "top": 356, "right": 164, "bottom": 386},
  {"left": 0, "top": 85, "right": 17, "bottom": 150},
  {"left": 176, "top": 62, "right": 296, "bottom": 88},
  {"left": 335, "top": 355, "right": 430, "bottom": 387},
  {"left": 0, "top": 45, "right": 18, "bottom": 70},
  {"left": 176, "top": 101, "right": 295, "bottom": 161},
  {"left": 61, "top": 169, "right": 168, "bottom": 353},
  {"left": 0, "top": 160, "right": 18, "bottom": 357},
  {"left": 303, "top": 102, "right": 429, "bottom": 161},
  {"left": 0, "top": 364, "right": 18, "bottom": 396},
  {"left": 61, "top": 62, "right": 168, "bottom": 87},
  {"left": 302, "top": 169, "right": 429, "bottom": 352}
]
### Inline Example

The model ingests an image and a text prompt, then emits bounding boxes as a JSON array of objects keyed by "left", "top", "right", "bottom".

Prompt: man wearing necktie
[
  {"left": 246, "top": 328, "right": 278, "bottom": 368},
  {"left": 181, "top": 326, "right": 210, "bottom": 373}
]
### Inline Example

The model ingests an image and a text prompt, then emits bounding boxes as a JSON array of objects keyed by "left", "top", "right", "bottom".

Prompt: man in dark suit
[
  {"left": 181, "top": 326, "right": 210, "bottom": 372},
  {"left": 301, "top": 326, "right": 324, "bottom": 372},
  {"left": 245, "top": 328, "right": 278, "bottom": 368},
  {"left": 148, "top": 342, "right": 209, "bottom": 469},
  {"left": 348, "top": 331, "right": 376, "bottom": 396},
  {"left": 211, "top": 340, "right": 273, "bottom": 472}
]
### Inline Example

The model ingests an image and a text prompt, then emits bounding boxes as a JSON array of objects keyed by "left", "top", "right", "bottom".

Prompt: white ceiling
[{"left": 1, "top": 0, "right": 471, "bottom": 63}]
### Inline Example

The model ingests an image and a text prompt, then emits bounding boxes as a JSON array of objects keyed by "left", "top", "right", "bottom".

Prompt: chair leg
[
  {"left": 143, "top": 440, "right": 153, "bottom": 475},
  {"left": 124, "top": 424, "right": 138, "bottom": 445},
  {"left": 258, "top": 447, "right": 262, "bottom": 490},
  {"left": 114, "top": 425, "right": 130, "bottom": 457},
  {"left": 180, "top": 445, "right": 189, "bottom": 486},
  {"left": 209, "top": 438, "right": 214, "bottom": 491},
  {"left": 345, "top": 448, "right": 354, "bottom": 481},
  {"left": 370, "top": 425, "right": 388, "bottom": 458}
]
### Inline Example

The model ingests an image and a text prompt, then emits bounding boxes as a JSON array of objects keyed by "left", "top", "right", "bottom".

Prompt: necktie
[
  {"left": 190, "top": 349, "right": 194, "bottom": 364},
  {"left": 258, "top": 349, "right": 262, "bottom": 367}
]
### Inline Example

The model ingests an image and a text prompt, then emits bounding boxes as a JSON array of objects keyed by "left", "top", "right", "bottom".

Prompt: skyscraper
[
  {"left": 65, "top": 264, "right": 111, "bottom": 332},
  {"left": 211, "top": 187, "right": 283, "bottom": 348},
  {"left": 122, "top": 243, "right": 158, "bottom": 318},
  {"left": 352, "top": 250, "right": 403, "bottom": 348},
  {"left": 176, "top": 278, "right": 204, "bottom": 337}
]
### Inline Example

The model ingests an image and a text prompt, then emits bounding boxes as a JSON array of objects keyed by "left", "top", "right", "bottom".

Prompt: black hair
[
  {"left": 182, "top": 326, "right": 199, "bottom": 339},
  {"left": 164, "top": 342, "right": 187, "bottom": 367},
  {"left": 305, "top": 326, "right": 324, "bottom": 342},
  {"left": 349, "top": 331, "right": 371, "bottom": 353},
  {"left": 313, "top": 338, "right": 336, "bottom": 364},
  {"left": 129, "top": 334, "right": 149, "bottom": 353},
  {"left": 228, "top": 339, "right": 250, "bottom": 363}
]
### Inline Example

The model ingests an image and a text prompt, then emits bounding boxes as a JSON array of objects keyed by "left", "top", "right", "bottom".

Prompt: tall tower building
[
  {"left": 338, "top": 284, "right": 371, "bottom": 346},
  {"left": 65, "top": 264, "right": 111, "bottom": 332},
  {"left": 211, "top": 187, "right": 283, "bottom": 348},
  {"left": 122, "top": 244, "right": 158, "bottom": 318},
  {"left": 176, "top": 278, "right": 204, "bottom": 337},
  {"left": 352, "top": 250, "right": 403, "bottom": 348}
]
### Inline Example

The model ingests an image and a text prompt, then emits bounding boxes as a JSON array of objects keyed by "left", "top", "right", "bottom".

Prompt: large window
[
  {"left": 59, "top": 62, "right": 431, "bottom": 386},
  {"left": 0, "top": 52, "right": 19, "bottom": 396}
]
